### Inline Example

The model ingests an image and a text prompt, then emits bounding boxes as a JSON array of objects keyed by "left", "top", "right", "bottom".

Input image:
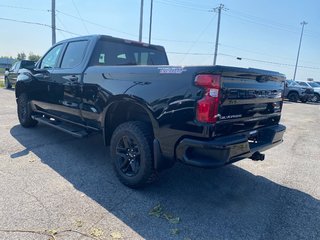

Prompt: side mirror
[
  {"left": 33, "top": 68, "right": 50, "bottom": 80},
  {"left": 5, "top": 68, "right": 9, "bottom": 71},
  {"left": 34, "top": 68, "right": 49, "bottom": 74},
  {"left": 285, "top": 82, "right": 288, "bottom": 87}
]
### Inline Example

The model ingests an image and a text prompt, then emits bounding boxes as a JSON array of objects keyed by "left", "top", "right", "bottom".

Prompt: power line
[
  {"left": 56, "top": 14, "right": 71, "bottom": 38},
  {"left": 155, "top": 0, "right": 210, "bottom": 12},
  {"left": 167, "top": 51, "right": 320, "bottom": 70},
  {"left": 228, "top": 8, "right": 319, "bottom": 38},
  {"left": 0, "top": 4, "right": 48, "bottom": 12},
  {"left": 168, "top": 51, "right": 212, "bottom": 56},
  {"left": 0, "top": 17, "right": 80, "bottom": 36},
  {"left": 219, "top": 53, "right": 320, "bottom": 70},
  {"left": 56, "top": 10, "right": 137, "bottom": 37},
  {"left": 157, "top": 0, "right": 212, "bottom": 9},
  {"left": 179, "top": 15, "right": 216, "bottom": 64},
  {"left": 71, "top": 0, "right": 89, "bottom": 34}
]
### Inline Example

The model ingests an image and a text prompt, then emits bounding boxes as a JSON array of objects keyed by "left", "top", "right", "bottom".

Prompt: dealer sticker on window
[{"left": 158, "top": 67, "right": 186, "bottom": 74}]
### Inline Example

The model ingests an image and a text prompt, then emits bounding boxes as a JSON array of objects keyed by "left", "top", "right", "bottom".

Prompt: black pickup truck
[{"left": 15, "top": 35, "right": 286, "bottom": 187}]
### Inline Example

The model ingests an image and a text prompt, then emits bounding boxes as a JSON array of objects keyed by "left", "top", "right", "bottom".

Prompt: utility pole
[
  {"left": 148, "top": 0, "right": 154, "bottom": 44},
  {"left": 51, "top": 0, "right": 56, "bottom": 45},
  {"left": 213, "top": 4, "right": 227, "bottom": 66},
  {"left": 139, "top": 0, "right": 144, "bottom": 42},
  {"left": 293, "top": 21, "right": 307, "bottom": 81}
]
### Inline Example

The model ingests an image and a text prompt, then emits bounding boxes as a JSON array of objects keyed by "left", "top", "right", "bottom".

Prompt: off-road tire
[
  {"left": 17, "top": 93, "right": 38, "bottom": 128},
  {"left": 288, "top": 92, "right": 299, "bottom": 102},
  {"left": 110, "top": 121, "right": 156, "bottom": 188},
  {"left": 4, "top": 77, "right": 12, "bottom": 89}
]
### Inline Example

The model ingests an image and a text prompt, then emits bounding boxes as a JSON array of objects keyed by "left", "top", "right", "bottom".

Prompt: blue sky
[{"left": 0, "top": 0, "right": 319, "bottom": 80}]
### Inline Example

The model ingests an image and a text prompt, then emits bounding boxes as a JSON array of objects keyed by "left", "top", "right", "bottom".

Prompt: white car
[{"left": 296, "top": 81, "right": 320, "bottom": 102}]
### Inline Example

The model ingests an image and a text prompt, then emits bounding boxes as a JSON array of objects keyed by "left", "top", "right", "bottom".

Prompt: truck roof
[{"left": 55, "top": 34, "right": 165, "bottom": 51}]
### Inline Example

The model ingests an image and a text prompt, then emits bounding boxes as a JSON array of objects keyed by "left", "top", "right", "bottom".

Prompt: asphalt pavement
[{"left": 0, "top": 88, "right": 319, "bottom": 240}]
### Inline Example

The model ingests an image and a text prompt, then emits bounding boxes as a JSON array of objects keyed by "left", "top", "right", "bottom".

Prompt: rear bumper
[{"left": 176, "top": 124, "right": 286, "bottom": 168}]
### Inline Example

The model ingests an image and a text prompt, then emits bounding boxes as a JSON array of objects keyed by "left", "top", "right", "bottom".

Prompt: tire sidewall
[
  {"left": 110, "top": 123, "right": 153, "bottom": 187},
  {"left": 4, "top": 77, "right": 10, "bottom": 89},
  {"left": 288, "top": 92, "right": 298, "bottom": 102},
  {"left": 17, "top": 93, "right": 37, "bottom": 127}
]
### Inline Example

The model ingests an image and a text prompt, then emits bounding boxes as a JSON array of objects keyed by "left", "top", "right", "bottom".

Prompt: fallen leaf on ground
[
  {"left": 47, "top": 229, "right": 57, "bottom": 235},
  {"left": 170, "top": 228, "right": 180, "bottom": 235},
  {"left": 110, "top": 231, "right": 122, "bottom": 239},
  {"left": 75, "top": 220, "right": 83, "bottom": 228},
  {"left": 163, "top": 213, "right": 180, "bottom": 224},
  {"left": 149, "top": 204, "right": 163, "bottom": 218},
  {"left": 90, "top": 227, "right": 104, "bottom": 237}
]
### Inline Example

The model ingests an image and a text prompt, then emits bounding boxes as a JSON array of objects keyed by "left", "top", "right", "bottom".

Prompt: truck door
[
  {"left": 49, "top": 40, "right": 89, "bottom": 125},
  {"left": 31, "top": 43, "right": 65, "bottom": 112}
]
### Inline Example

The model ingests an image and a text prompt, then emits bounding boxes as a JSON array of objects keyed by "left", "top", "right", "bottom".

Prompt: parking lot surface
[{"left": 0, "top": 88, "right": 320, "bottom": 240}]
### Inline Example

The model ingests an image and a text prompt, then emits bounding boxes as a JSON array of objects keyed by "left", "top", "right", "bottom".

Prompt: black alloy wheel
[
  {"left": 110, "top": 121, "right": 156, "bottom": 188},
  {"left": 116, "top": 135, "right": 141, "bottom": 177}
]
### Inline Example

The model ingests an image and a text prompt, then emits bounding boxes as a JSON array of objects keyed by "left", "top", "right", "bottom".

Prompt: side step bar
[{"left": 32, "top": 116, "right": 88, "bottom": 138}]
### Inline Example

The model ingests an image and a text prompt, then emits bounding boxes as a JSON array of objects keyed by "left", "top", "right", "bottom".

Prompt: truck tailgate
[{"left": 215, "top": 69, "right": 285, "bottom": 136}]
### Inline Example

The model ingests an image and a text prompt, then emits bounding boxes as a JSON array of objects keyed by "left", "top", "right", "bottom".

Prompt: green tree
[
  {"left": 17, "top": 52, "right": 26, "bottom": 60},
  {"left": 28, "top": 52, "right": 41, "bottom": 62}
]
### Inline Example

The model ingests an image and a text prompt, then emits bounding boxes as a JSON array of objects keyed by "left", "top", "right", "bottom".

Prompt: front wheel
[
  {"left": 17, "top": 93, "right": 38, "bottom": 128},
  {"left": 110, "top": 121, "right": 156, "bottom": 188},
  {"left": 4, "top": 77, "right": 12, "bottom": 89},
  {"left": 287, "top": 92, "right": 299, "bottom": 102}
]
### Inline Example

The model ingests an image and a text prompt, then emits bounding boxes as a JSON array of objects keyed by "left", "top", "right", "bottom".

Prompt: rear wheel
[
  {"left": 311, "top": 93, "right": 320, "bottom": 103},
  {"left": 110, "top": 121, "right": 156, "bottom": 188},
  {"left": 17, "top": 93, "right": 38, "bottom": 128},
  {"left": 4, "top": 77, "right": 12, "bottom": 89},
  {"left": 288, "top": 92, "right": 299, "bottom": 102}
]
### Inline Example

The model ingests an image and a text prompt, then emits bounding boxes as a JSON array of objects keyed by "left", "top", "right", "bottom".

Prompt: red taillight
[{"left": 195, "top": 74, "right": 221, "bottom": 123}]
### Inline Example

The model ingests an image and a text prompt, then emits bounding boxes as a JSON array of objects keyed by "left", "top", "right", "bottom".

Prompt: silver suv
[
  {"left": 296, "top": 81, "right": 320, "bottom": 102},
  {"left": 284, "top": 80, "right": 314, "bottom": 103}
]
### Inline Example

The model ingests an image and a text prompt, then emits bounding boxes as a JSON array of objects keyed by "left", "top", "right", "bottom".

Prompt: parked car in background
[
  {"left": 284, "top": 80, "right": 314, "bottom": 103},
  {"left": 296, "top": 81, "right": 320, "bottom": 102},
  {"left": 4, "top": 60, "right": 36, "bottom": 89}
]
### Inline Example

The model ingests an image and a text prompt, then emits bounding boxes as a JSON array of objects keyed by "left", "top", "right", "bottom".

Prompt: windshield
[{"left": 287, "top": 80, "right": 300, "bottom": 87}]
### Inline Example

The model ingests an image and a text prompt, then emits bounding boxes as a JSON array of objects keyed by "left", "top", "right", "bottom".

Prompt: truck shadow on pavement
[{"left": 10, "top": 124, "right": 320, "bottom": 240}]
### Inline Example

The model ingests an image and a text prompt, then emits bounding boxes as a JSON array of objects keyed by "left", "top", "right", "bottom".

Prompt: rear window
[{"left": 90, "top": 40, "right": 168, "bottom": 66}]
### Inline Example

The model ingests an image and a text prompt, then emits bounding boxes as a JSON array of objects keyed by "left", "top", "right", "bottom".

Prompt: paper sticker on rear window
[{"left": 99, "top": 54, "right": 105, "bottom": 64}]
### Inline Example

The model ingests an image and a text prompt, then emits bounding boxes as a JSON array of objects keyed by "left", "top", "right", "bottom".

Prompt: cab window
[
  {"left": 40, "top": 44, "right": 63, "bottom": 69},
  {"left": 61, "top": 41, "right": 88, "bottom": 68}
]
